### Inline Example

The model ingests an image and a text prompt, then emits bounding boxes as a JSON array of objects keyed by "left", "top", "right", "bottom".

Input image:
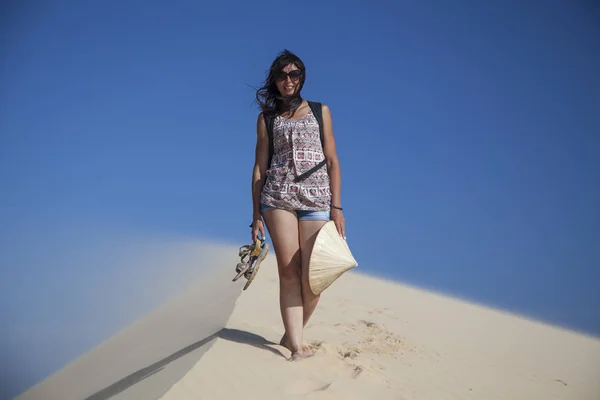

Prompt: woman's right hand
[{"left": 251, "top": 218, "right": 265, "bottom": 243}]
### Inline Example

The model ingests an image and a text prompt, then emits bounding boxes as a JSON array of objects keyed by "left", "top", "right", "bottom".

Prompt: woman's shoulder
[
  {"left": 306, "top": 101, "right": 332, "bottom": 120},
  {"left": 258, "top": 110, "right": 277, "bottom": 120},
  {"left": 307, "top": 100, "right": 330, "bottom": 111},
  {"left": 257, "top": 110, "right": 276, "bottom": 122}
]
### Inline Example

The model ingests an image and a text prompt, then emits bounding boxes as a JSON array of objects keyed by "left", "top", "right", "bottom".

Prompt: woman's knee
[
  {"left": 278, "top": 258, "right": 302, "bottom": 285},
  {"left": 301, "top": 278, "right": 319, "bottom": 299}
]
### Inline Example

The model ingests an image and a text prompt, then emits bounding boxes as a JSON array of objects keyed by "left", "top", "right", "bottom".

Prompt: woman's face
[{"left": 275, "top": 64, "right": 302, "bottom": 97}]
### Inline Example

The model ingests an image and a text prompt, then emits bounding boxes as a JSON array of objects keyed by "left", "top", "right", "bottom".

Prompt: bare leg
[
  {"left": 280, "top": 219, "right": 328, "bottom": 350},
  {"left": 262, "top": 209, "right": 312, "bottom": 359},
  {"left": 299, "top": 219, "right": 328, "bottom": 325}
]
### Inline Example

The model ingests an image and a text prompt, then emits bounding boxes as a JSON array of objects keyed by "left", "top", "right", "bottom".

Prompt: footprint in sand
[
  {"left": 310, "top": 340, "right": 390, "bottom": 382},
  {"left": 340, "top": 349, "right": 360, "bottom": 359},
  {"left": 284, "top": 378, "right": 332, "bottom": 396},
  {"left": 334, "top": 323, "right": 357, "bottom": 333},
  {"left": 308, "top": 319, "right": 405, "bottom": 383},
  {"left": 333, "top": 320, "right": 404, "bottom": 357},
  {"left": 309, "top": 341, "right": 338, "bottom": 355},
  {"left": 352, "top": 365, "right": 363, "bottom": 378},
  {"left": 367, "top": 307, "right": 400, "bottom": 320}
]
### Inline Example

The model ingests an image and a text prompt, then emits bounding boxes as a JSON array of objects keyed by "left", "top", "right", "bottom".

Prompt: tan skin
[{"left": 250, "top": 63, "right": 345, "bottom": 361}]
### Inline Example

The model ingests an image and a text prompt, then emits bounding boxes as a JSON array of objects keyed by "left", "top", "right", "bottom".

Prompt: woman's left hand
[{"left": 330, "top": 208, "right": 346, "bottom": 239}]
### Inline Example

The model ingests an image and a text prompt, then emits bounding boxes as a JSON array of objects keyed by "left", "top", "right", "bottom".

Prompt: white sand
[
  {"left": 15, "top": 246, "right": 600, "bottom": 400},
  {"left": 160, "top": 256, "right": 600, "bottom": 400}
]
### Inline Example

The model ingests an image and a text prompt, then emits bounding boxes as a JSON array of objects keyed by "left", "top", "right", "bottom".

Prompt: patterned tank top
[{"left": 260, "top": 108, "right": 331, "bottom": 211}]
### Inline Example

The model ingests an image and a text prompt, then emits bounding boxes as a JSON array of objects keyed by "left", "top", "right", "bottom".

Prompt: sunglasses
[{"left": 276, "top": 70, "right": 302, "bottom": 81}]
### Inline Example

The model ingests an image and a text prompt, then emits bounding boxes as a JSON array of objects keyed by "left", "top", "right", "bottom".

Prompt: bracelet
[{"left": 331, "top": 204, "right": 343, "bottom": 211}]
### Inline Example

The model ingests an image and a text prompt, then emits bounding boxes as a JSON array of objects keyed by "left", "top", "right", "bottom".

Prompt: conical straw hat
[{"left": 308, "top": 221, "right": 358, "bottom": 295}]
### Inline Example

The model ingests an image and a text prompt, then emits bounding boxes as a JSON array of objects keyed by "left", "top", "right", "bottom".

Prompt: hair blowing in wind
[{"left": 255, "top": 49, "right": 306, "bottom": 117}]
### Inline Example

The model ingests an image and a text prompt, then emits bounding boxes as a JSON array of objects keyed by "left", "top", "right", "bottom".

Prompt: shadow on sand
[
  {"left": 217, "top": 328, "right": 285, "bottom": 358},
  {"left": 84, "top": 328, "right": 284, "bottom": 400}
]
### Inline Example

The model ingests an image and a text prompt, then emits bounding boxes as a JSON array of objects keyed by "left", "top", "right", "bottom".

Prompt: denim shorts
[{"left": 260, "top": 203, "right": 330, "bottom": 221}]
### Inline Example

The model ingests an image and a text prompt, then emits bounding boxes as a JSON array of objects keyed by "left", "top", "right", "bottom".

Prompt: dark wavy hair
[{"left": 255, "top": 49, "right": 306, "bottom": 118}]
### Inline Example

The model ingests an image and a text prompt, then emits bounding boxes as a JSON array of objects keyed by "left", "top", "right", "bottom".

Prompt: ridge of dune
[
  {"left": 13, "top": 241, "right": 243, "bottom": 400},
  {"left": 159, "top": 256, "right": 600, "bottom": 400}
]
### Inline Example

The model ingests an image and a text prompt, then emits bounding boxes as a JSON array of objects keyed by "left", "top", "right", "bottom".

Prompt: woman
[{"left": 250, "top": 49, "right": 345, "bottom": 361}]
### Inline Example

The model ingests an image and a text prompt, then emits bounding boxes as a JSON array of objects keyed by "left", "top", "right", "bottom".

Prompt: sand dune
[
  {"left": 160, "top": 256, "right": 600, "bottom": 400},
  {"left": 14, "top": 246, "right": 600, "bottom": 399},
  {"left": 13, "top": 244, "right": 243, "bottom": 400}
]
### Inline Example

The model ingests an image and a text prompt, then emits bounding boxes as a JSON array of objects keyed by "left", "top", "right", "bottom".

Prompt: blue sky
[{"left": 1, "top": 0, "right": 599, "bottom": 397}]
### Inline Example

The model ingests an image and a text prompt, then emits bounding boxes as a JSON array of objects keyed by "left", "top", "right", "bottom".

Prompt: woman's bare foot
[
  {"left": 280, "top": 333, "right": 311, "bottom": 353},
  {"left": 289, "top": 347, "right": 315, "bottom": 362},
  {"left": 279, "top": 333, "right": 294, "bottom": 350}
]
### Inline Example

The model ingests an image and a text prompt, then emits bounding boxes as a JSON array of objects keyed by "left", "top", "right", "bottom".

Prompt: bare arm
[
  {"left": 251, "top": 113, "right": 270, "bottom": 239},
  {"left": 321, "top": 104, "right": 345, "bottom": 238}
]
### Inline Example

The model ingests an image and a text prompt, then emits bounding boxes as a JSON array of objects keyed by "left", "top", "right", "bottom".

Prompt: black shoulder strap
[
  {"left": 307, "top": 101, "right": 324, "bottom": 147},
  {"left": 264, "top": 112, "right": 275, "bottom": 169}
]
